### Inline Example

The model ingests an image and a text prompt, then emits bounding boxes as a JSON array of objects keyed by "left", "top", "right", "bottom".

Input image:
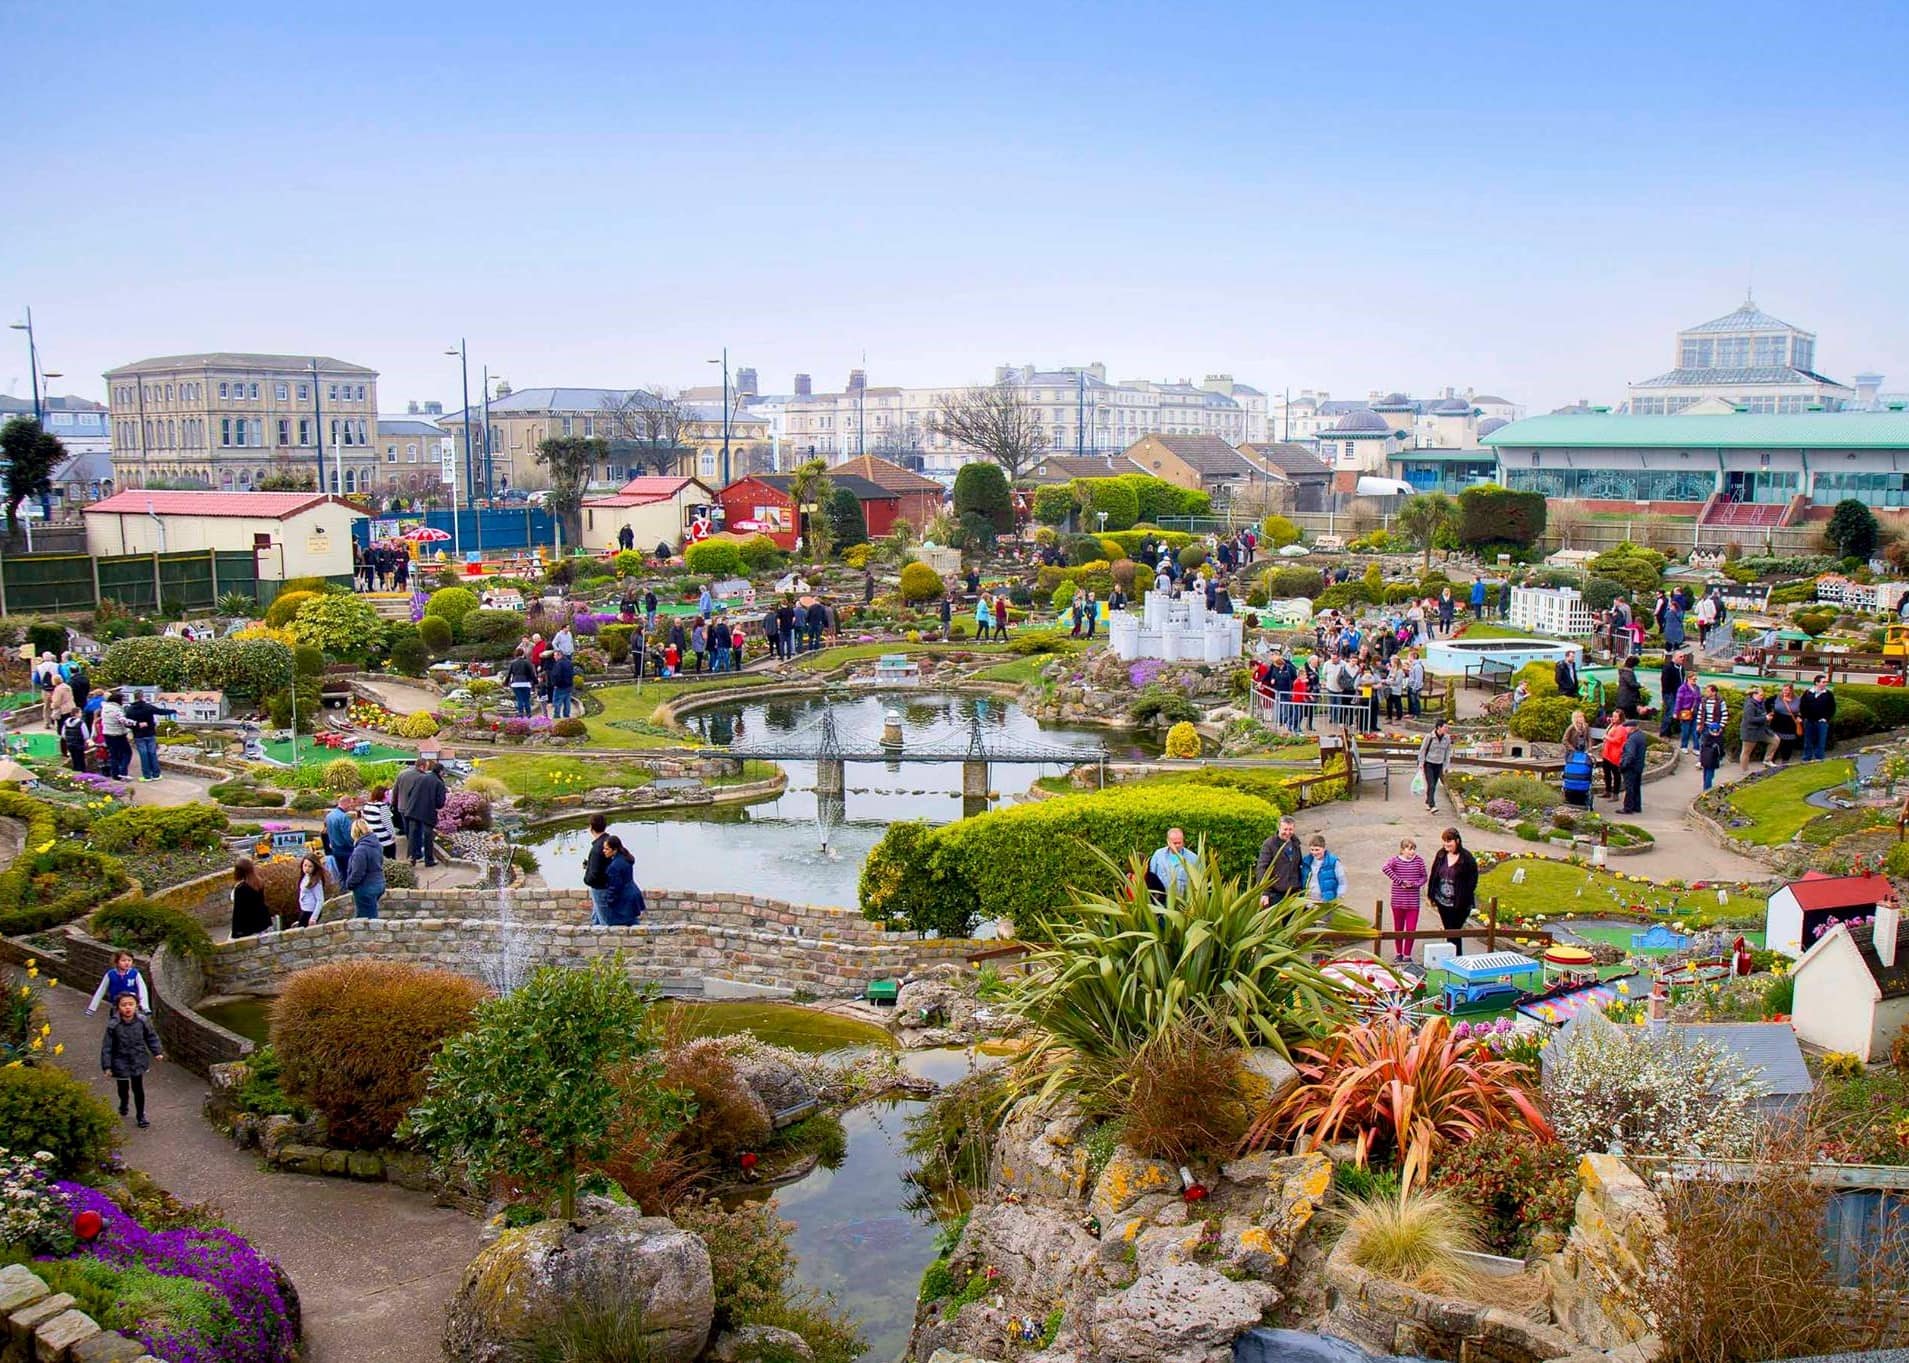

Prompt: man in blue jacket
[{"left": 324, "top": 794, "right": 357, "bottom": 882}]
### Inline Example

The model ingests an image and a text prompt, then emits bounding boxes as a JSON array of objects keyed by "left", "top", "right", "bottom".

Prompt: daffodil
[
  {"left": 45, "top": 980, "right": 55, "bottom": 990},
  {"left": 51, "top": 1044, "right": 62, "bottom": 1057},
  {"left": 28, "top": 1039, "right": 41, "bottom": 1051}
]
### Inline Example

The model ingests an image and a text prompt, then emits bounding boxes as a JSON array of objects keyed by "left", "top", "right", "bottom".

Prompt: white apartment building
[
  {"left": 778, "top": 364, "right": 1266, "bottom": 478},
  {"left": 1269, "top": 387, "right": 1523, "bottom": 449}
]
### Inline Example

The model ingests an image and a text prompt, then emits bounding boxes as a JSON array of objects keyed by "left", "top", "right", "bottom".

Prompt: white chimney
[{"left": 1877, "top": 899, "right": 1900, "bottom": 969}]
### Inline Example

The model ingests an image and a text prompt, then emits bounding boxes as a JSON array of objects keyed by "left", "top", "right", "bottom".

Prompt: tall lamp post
[
  {"left": 309, "top": 359, "right": 327, "bottom": 493},
  {"left": 446, "top": 342, "right": 483, "bottom": 556},
  {"left": 708, "top": 348, "right": 731, "bottom": 486},
  {"left": 481, "top": 368, "right": 501, "bottom": 498},
  {"left": 8, "top": 308, "right": 41, "bottom": 424}
]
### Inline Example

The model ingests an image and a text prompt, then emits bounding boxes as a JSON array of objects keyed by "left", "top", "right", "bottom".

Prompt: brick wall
[{"left": 204, "top": 898, "right": 977, "bottom": 1000}]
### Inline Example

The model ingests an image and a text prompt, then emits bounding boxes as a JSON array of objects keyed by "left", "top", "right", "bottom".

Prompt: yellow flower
[
  {"left": 39, "top": 1024, "right": 50, "bottom": 1036},
  {"left": 1616, "top": 981, "right": 1630, "bottom": 994},
  {"left": 45, "top": 980, "right": 55, "bottom": 990},
  {"left": 28, "top": 1039, "right": 41, "bottom": 1051},
  {"left": 16, "top": 987, "right": 26, "bottom": 998},
  {"left": 3, "top": 1061, "right": 18, "bottom": 1069},
  {"left": 25, "top": 963, "right": 37, "bottom": 976},
  {"left": 51, "top": 1044, "right": 62, "bottom": 1056},
  {"left": 33, "top": 841, "right": 51, "bottom": 854}
]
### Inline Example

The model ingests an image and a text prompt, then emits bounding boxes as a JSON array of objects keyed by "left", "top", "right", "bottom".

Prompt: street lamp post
[
  {"left": 481, "top": 367, "right": 498, "bottom": 498},
  {"left": 446, "top": 342, "right": 483, "bottom": 556},
  {"left": 309, "top": 359, "right": 327, "bottom": 493},
  {"left": 8, "top": 308, "right": 41, "bottom": 425},
  {"left": 708, "top": 348, "right": 731, "bottom": 486}
]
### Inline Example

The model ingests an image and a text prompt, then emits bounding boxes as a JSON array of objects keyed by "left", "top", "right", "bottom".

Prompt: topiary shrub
[
  {"left": 88, "top": 804, "right": 227, "bottom": 854},
  {"left": 1508, "top": 696, "right": 1579, "bottom": 743},
  {"left": 684, "top": 540, "right": 744, "bottom": 576},
  {"left": 899, "top": 561, "right": 942, "bottom": 602},
  {"left": 459, "top": 609, "right": 526, "bottom": 645},
  {"left": 551, "top": 717, "right": 587, "bottom": 738},
  {"left": 288, "top": 594, "right": 382, "bottom": 660},
  {"left": 1164, "top": 721, "right": 1202, "bottom": 759},
  {"left": 416, "top": 614, "right": 453, "bottom": 654},
  {"left": 424, "top": 586, "right": 481, "bottom": 635},
  {"left": 737, "top": 535, "right": 785, "bottom": 573},
  {"left": 87, "top": 899, "right": 215, "bottom": 963},
  {"left": 1259, "top": 515, "right": 1301, "bottom": 549},
  {"left": 391, "top": 711, "right": 440, "bottom": 739},
  {"left": 0, "top": 1065, "right": 119, "bottom": 1175},
  {"left": 272, "top": 961, "right": 488, "bottom": 1147},
  {"left": 263, "top": 590, "right": 320, "bottom": 629},
  {"left": 389, "top": 638, "right": 429, "bottom": 677}
]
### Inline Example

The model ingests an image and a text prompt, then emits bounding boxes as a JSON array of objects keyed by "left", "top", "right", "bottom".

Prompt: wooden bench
[{"left": 1463, "top": 658, "right": 1516, "bottom": 693}]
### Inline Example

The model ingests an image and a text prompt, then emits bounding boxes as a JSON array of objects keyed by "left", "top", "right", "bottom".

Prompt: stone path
[
  {"left": 41, "top": 982, "right": 479, "bottom": 1363},
  {"left": 351, "top": 678, "right": 444, "bottom": 716}
]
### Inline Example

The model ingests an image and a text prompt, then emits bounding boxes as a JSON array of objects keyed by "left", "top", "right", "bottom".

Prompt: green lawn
[
  {"left": 475, "top": 752, "right": 780, "bottom": 798},
  {"left": 260, "top": 737, "right": 416, "bottom": 765},
  {"left": 581, "top": 685, "right": 706, "bottom": 749},
  {"left": 1477, "top": 855, "right": 1763, "bottom": 929},
  {"left": 793, "top": 632, "right": 1083, "bottom": 673},
  {"left": 1453, "top": 622, "right": 1553, "bottom": 641},
  {"left": 973, "top": 655, "right": 1060, "bottom": 686},
  {"left": 1721, "top": 760, "right": 1856, "bottom": 845}
]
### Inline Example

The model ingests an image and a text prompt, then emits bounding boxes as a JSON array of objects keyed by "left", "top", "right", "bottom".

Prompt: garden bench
[
  {"left": 1341, "top": 727, "right": 1391, "bottom": 800},
  {"left": 1463, "top": 658, "right": 1516, "bottom": 693}
]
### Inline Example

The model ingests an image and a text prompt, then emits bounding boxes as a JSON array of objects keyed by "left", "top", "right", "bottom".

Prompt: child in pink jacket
[{"left": 1380, "top": 836, "right": 1428, "bottom": 962}]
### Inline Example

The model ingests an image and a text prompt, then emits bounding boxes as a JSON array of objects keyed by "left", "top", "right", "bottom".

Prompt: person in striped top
[{"left": 1380, "top": 836, "right": 1428, "bottom": 963}]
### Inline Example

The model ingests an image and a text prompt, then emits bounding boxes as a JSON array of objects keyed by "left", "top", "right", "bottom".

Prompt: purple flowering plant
[{"left": 55, "top": 1183, "right": 296, "bottom": 1363}]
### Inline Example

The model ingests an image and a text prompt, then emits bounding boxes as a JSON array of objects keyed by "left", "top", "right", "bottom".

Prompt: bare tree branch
[
  {"left": 929, "top": 378, "right": 1047, "bottom": 481},
  {"left": 600, "top": 386, "right": 691, "bottom": 478}
]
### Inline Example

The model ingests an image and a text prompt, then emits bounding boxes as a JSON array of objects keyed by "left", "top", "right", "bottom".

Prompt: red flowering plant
[{"left": 1430, "top": 1129, "right": 1578, "bottom": 1257}]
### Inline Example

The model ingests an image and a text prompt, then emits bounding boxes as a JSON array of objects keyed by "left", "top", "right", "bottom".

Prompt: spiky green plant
[{"left": 1007, "top": 843, "right": 1351, "bottom": 1113}]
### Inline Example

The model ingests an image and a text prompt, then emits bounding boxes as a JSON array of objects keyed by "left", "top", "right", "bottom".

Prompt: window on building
[
  {"left": 1680, "top": 339, "right": 1714, "bottom": 368},
  {"left": 298, "top": 418, "right": 311, "bottom": 445},
  {"left": 164, "top": 383, "right": 173, "bottom": 401},
  {"left": 166, "top": 420, "right": 176, "bottom": 446},
  {"left": 328, "top": 384, "right": 338, "bottom": 401},
  {"left": 297, "top": 383, "right": 309, "bottom": 400},
  {"left": 562, "top": 416, "right": 573, "bottom": 435},
  {"left": 1752, "top": 336, "right": 1786, "bottom": 368},
  {"left": 356, "top": 419, "right": 367, "bottom": 445},
  {"left": 1743, "top": 396, "right": 1778, "bottom": 414},
  {"left": 278, "top": 419, "right": 291, "bottom": 445},
  {"left": 276, "top": 382, "right": 289, "bottom": 401},
  {"left": 331, "top": 419, "right": 340, "bottom": 448},
  {"left": 406, "top": 443, "right": 418, "bottom": 462},
  {"left": 220, "top": 418, "right": 232, "bottom": 447},
  {"left": 219, "top": 382, "right": 229, "bottom": 399},
  {"left": 1794, "top": 340, "right": 1815, "bottom": 372},
  {"left": 1716, "top": 338, "right": 1751, "bottom": 368}
]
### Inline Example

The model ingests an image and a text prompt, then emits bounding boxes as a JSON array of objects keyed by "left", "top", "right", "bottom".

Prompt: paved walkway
[
  {"left": 42, "top": 983, "right": 479, "bottom": 1363},
  {"left": 351, "top": 678, "right": 444, "bottom": 716}
]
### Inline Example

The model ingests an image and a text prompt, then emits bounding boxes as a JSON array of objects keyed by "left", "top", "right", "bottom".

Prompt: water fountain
[{"left": 450, "top": 828, "right": 533, "bottom": 993}]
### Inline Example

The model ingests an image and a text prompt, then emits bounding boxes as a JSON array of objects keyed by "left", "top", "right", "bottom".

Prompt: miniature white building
[
  {"left": 1109, "top": 589, "right": 1244, "bottom": 663},
  {"left": 156, "top": 691, "right": 227, "bottom": 724},
  {"left": 1509, "top": 586, "right": 1594, "bottom": 638},
  {"left": 1765, "top": 873, "right": 1893, "bottom": 959},
  {"left": 1816, "top": 576, "right": 1909, "bottom": 612},
  {"left": 1791, "top": 901, "right": 1908, "bottom": 1062}
]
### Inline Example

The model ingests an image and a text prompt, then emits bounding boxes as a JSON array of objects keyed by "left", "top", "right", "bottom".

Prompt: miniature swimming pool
[{"left": 1422, "top": 637, "right": 1581, "bottom": 676}]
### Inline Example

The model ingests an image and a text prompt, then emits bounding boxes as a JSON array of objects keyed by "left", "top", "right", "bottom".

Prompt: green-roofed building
[{"left": 1480, "top": 410, "right": 1909, "bottom": 519}]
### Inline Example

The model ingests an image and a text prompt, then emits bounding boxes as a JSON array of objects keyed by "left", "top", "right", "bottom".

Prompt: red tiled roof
[
  {"left": 83, "top": 490, "right": 362, "bottom": 520},
  {"left": 585, "top": 476, "right": 710, "bottom": 508},
  {"left": 1785, "top": 875, "right": 1891, "bottom": 912}
]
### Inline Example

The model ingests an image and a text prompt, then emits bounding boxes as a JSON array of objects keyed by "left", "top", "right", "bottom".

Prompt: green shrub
[
  {"left": 1178, "top": 543, "right": 1208, "bottom": 570},
  {"left": 861, "top": 784, "right": 1291, "bottom": 939},
  {"left": 1589, "top": 542, "right": 1666, "bottom": 598},
  {"left": 288, "top": 593, "right": 382, "bottom": 659},
  {"left": 1072, "top": 477, "right": 1140, "bottom": 531},
  {"left": 272, "top": 961, "right": 488, "bottom": 1147},
  {"left": 208, "top": 781, "right": 284, "bottom": 807},
  {"left": 1432, "top": 1130, "right": 1577, "bottom": 1257},
  {"left": 1129, "top": 683, "right": 1199, "bottom": 726},
  {"left": 1259, "top": 515, "right": 1300, "bottom": 549},
  {"left": 460, "top": 609, "right": 526, "bottom": 645},
  {"left": 953, "top": 463, "right": 1013, "bottom": 533},
  {"left": 1265, "top": 565, "right": 1324, "bottom": 599},
  {"left": 389, "top": 638, "right": 429, "bottom": 676},
  {"left": 1831, "top": 699, "right": 1876, "bottom": 740},
  {"left": 899, "top": 561, "right": 943, "bottom": 602},
  {"left": 551, "top": 717, "right": 587, "bottom": 738},
  {"left": 1457, "top": 485, "right": 1547, "bottom": 548},
  {"left": 1032, "top": 485, "right": 1074, "bottom": 526},
  {"left": 1509, "top": 695, "right": 1579, "bottom": 743},
  {"left": 88, "top": 804, "right": 228, "bottom": 853},
  {"left": 685, "top": 540, "right": 745, "bottom": 576},
  {"left": 0, "top": 1065, "right": 118, "bottom": 1175},
  {"left": 88, "top": 899, "right": 215, "bottom": 962},
  {"left": 94, "top": 636, "right": 293, "bottom": 698},
  {"left": 1315, "top": 581, "right": 1377, "bottom": 611},
  {"left": 322, "top": 758, "right": 365, "bottom": 792},
  {"left": 737, "top": 535, "right": 785, "bottom": 572},
  {"left": 263, "top": 589, "right": 320, "bottom": 629},
  {"left": 416, "top": 614, "right": 453, "bottom": 653},
  {"left": 598, "top": 624, "right": 634, "bottom": 665},
  {"left": 424, "top": 586, "right": 481, "bottom": 634}
]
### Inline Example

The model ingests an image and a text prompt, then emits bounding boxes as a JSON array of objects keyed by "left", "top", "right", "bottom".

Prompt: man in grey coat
[{"left": 393, "top": 758, "right": 448, "bottom": 867}]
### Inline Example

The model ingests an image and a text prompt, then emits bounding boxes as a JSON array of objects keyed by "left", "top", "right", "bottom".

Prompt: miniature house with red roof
[
  {"left": 1791, "top": 899, "right": 1909, "bottom": 1062},
  {"left": 1765, "top": 872, "right": 1893, "bottom": 960}
]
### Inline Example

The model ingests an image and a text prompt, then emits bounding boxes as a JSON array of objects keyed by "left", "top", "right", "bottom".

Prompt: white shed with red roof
[{"left": 1766, "top": 872, "right": 1894, "bottom": 960}]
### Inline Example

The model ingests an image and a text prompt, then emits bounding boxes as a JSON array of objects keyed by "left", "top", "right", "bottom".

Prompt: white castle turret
[{"left": 1108, "top": 590, "right": 1243, "bottom": 662}]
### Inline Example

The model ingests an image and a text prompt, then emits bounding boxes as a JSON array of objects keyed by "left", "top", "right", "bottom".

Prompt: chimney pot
[{"left": 1877, "top": 899, "right": 1900, "bottom": 969}]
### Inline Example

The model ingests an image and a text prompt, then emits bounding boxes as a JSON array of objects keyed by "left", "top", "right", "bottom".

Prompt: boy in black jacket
[{"left": 100, "top": 993, "right": 163, "bottom": 1128}]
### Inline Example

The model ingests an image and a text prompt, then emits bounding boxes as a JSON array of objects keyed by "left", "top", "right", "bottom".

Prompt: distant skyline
[{"left": 4, "top": 0, "right": 1905, "bottom": 418}]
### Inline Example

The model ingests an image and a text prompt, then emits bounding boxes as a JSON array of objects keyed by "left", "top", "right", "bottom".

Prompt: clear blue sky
[{"left": 4, "top": 0, "right": 1906, "bottom": 414}]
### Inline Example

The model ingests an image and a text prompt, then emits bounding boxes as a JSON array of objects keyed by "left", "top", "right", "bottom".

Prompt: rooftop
[
  {"left": 83, "top": 490, "right": 366, "bottom": 519},
  {"left": 1783, "top": 873, "right": 1894, "bottom": 912},
  {"left": 1239, "top": 442, "right": 1332, "bottom": 478},
  {"left": 1484, "top": 412, "right": 1909, "bottom": 451},
  {"left": 1681, "top": 297, "right": 1807, "bottom": 335},
  {"left": 584, "top": 475, "right": 713, "bottom": 508},
  {"left": 104, "top": 353, "right": 376, "bottom": 377},
  {"left": 826, "top": 453, "right": 945, "bottom": 494},
  {"left": 1129, "top": 433, "right": 1260, "bottom": 479},
  {"left": 376, "top": 417, "right": 443, "bottom": 438},
  {"left": 0, "top": 394, "right": 107, "bottom": 414},
  {"left": 742, "top": 472, "right": 896, "bottom": 501},
  {"left": 1632, "top": 366, "right": 1851, "bottom": 390}
]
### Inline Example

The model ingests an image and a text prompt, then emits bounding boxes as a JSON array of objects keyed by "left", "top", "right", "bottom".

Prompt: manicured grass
[
  {"left": 1453, "top": 622, "right": 1553, "bottom": 641},
  {"left": 1477, "top": 855, "right": 1763, "bottom": 929},
  {"left": 974, "top": 655, "right": 1059, "bottom": 686},
  {"left": 1721, "top": 760, "right": 1856, "bottom": 845},
  {"left": 581, "top": 685, "right": 704, "bottom": 749},
  {"left": 474, "top": 753, "right": 653, "bottom": 799},
  {"left": 259, "top": 737, "right": 415, "bottom": 765},
  {"left": 791, "top": 631, "right": 1084, "bottom": 673}
]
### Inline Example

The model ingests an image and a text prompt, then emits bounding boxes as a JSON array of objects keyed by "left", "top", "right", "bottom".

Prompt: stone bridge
[{"left": 203, "top": 888, "right": 981, "bottom": 1000}]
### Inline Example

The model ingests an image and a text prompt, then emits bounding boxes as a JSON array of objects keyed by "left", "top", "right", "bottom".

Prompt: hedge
[
  {"left": 88, "top": 804, "right": 228, "bottom": 854},
  {"left": 0, "top": 791, "right": 130, "bottom": 936},
  {"left": 1509, "top": 695, "right": 1579, "bottom": 742},
  {"left": 1114, "top": 475, "right": 1210, "bottom": 522},
  {"left": 859, "top": 783, "right": 1292, "bottom": 937},
  {"left": 1101, "top": 527, "right": 1196, "bottom": 559},
  {"left": 94, "top": 637, "right": 294, "bottom": 699},
  {"left": 1457, "top": 485, "right": 1546, "bottom": 548},
  {"left": 1072, "top": 478, "right": 1140, "bottom": 531}
]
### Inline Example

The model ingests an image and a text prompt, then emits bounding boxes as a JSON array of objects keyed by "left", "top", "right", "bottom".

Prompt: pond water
[
  {"left": 199, "top": 996, "right": 272, "bottom": 1044},
  {"left": 657, "top": 1001, "right": 895, "bottom": 1055},
  {"left": 529, "top": 691, "right": 1137, "bottom": 907}
]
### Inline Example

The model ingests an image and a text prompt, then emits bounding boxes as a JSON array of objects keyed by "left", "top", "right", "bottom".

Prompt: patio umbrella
[
  {"left": 0, "top": 759, "right": 37, "bottom": 784},
  {"left": 402, "top": 526, "right": 452, "bottom": 543}
]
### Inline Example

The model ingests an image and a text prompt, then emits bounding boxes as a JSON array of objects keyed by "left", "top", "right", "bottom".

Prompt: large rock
[
  {"left": 442, "top": 1203, "right": 714, "bottom": 1363},
  {"left": 1087, "top": 1147, "right": 1181, "bottom": 1233},
  {"left": 709, "top": 1324, "right": 813, "bottom": 1363},
  {"left": 1085, "top": 1261, "right": 1280, "bottom": 1363},
  {"left": 991, "top": 1106, "right": 1093, "bottom": 1206},
  {"left": 727, "top": 1046, "right": 817, "bottom": 1117},
  {"left": 1240, "top": 1048, "right": 1300, "bottom": 1106}
]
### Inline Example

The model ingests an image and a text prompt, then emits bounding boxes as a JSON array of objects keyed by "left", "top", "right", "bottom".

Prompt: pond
[
  {"left": 199, "top": 996, "right": 272, "bottom": 1044},
  {"left": 528, "top": 691, "right": 1136, "bottom": 907}
]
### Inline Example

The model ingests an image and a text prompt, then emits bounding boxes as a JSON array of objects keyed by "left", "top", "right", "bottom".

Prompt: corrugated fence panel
[
  {"left": 0, "top": 550, "right": 262, "bottom": 616},
  {"left": 1824, "top": 1186, "right": 1909, "bottom": 1287},
  {"left": 96, "top": 556, "right": 159, "bottom": 612}
]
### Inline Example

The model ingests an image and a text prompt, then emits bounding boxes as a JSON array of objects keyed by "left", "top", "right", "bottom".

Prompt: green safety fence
[{"left": 0, "top": 549, "right": 263, "bottom": 616}]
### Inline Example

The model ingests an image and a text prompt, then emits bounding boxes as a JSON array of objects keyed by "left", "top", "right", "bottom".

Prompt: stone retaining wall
[
  {"left": 204, "top": 897, "right": 978, "bottom": 999},
  {"left": 373, "top": 887, "right": 919, "bottom": 945},
  {"left": 62, "top": 928, "right": 255, "bottom": 1075},
  {"left": 0, "top": 1261, "right": 173, "bottom": 1361},
  {"left": 1544, "top": 1153, "right": 1663, "bottom": 1350}
]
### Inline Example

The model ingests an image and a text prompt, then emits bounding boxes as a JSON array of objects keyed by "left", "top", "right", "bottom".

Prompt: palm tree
[{"left": 1396, "top": 492, "right": 1459, "bottom": 573}]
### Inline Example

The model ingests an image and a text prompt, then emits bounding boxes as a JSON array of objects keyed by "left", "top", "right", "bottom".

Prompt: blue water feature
[{"left": 1234, "top": 1326, "right": 1435, "bottom": 1363}]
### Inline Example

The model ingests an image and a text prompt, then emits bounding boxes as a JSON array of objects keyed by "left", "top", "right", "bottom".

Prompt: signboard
[{"left": 269, "top": 830, "right": 315, "bottom": 855}]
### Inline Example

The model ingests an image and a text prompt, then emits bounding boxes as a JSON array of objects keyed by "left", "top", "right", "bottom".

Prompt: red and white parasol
[{"left": 402, "top": 526, "right": 452, "bottom": 543}]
